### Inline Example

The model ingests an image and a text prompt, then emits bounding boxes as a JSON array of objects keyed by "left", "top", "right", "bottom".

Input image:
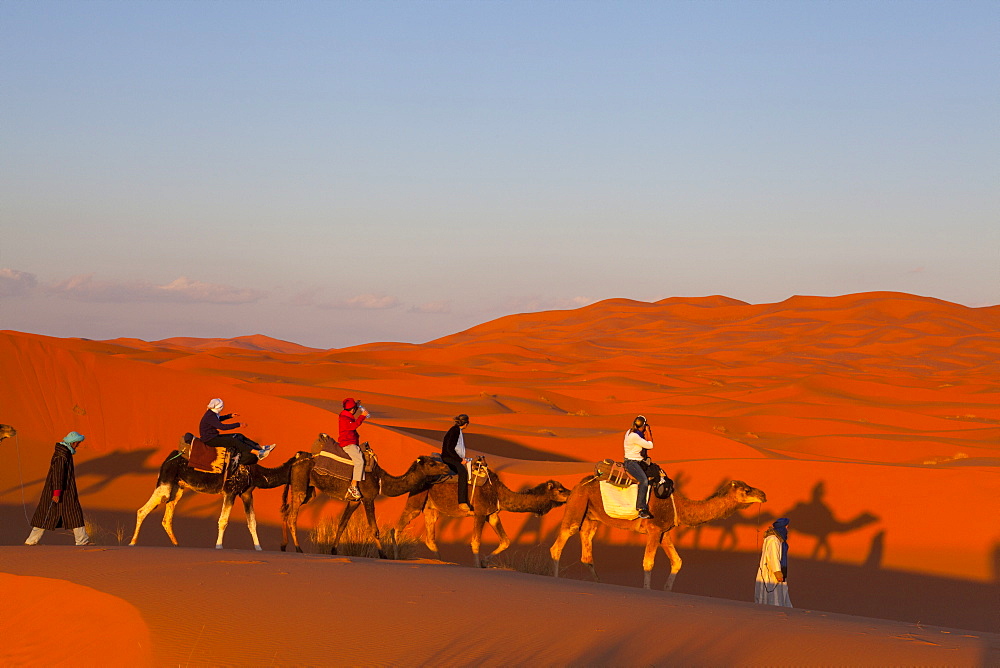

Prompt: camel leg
[
  {"left": 161, "top": 487, "right": 185, "bottom": 546},
  {"left": 240, "top": 491, "right": 262, "bottom": 551},
  {"left": 282, "top": 486, "right": 308, "bottom": 553},
  {"left": 391, "top": 492, "right": 428, "bottom": 559},
  {"left": 362, "top": 499, "right": 387, "bottom": 559},
  {"left": 130, "top": 483, "right": 173, "bottom": 546},
  {"left": 550, "top": 498, "right": 587, "bottom": 578},
  {"left": 471, "top": 514, "right": 488, "bottom": 568},
  {"left": 215, "top": 493, "right": 236, "bottom": 549},
  {"left": 422, "top": 506, "right": 441, "bottom": 559},
  {"left": 331, "top": 501, "right": 361, "bottom": 555},
  {"left": 660, "top": 531, "right": 683, "bottom": 591},
  {"left": 549, "top": 519, "right": 582, "bottom": 578},
  {"left": 642, "top": 530, "right": 662, "bottom": 589},
  {"left": 580, "top": 516, "right": 601, "bottom": 583},
  {"left": 483, "top": 513, "right": 511, "bottom": 567}
]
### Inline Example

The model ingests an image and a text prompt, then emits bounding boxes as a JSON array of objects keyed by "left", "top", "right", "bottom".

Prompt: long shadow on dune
[
  {"left": 419, "top": 530, "right": 998, "bottom": 634},
  {"left": 380, "top": 425, "right": 585, "bottom": 462},
  {"left": 0, "top": 502, "right": 291, "bottom": 552},
  {"left": 670, "top": 475, "right": 882, "bottom": 560},
  {"left": 779, "top": 480, "right": 880, "bottom": 560},
  {"left": 0, "top": 448, "right": 162, "bottom": 497},
  {"left": 3, "top": 503, "right": 996, "bottom": 637}
]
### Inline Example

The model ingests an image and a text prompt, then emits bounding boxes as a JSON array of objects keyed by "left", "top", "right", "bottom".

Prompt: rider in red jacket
[{"left": 338, "top": 398, "right": 369, "bottom": 500}]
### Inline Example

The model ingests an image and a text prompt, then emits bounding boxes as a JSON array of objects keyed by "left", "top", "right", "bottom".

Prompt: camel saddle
[
  {"left": 179, "top": 433, "right": 229, "bottom": 474},
  {"left": 595, "top": 459, "right": 637, "bottom": 488},
  {"left": 595, "top": 459, "right": 674, "bottom": 498},
  {"left": 431, "top": 455, "right": 490, "bottom": 487},
  {"left": 313, "top": 441, "right": 377, "bottom": 481},
  {"left": 598, "top": 481, "right": 648, "bottom": 520}
]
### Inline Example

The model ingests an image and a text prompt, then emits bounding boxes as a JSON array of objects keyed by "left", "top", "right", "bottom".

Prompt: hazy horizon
[{"left": 3, "top": 1, "right": 997, "bottom": 348}]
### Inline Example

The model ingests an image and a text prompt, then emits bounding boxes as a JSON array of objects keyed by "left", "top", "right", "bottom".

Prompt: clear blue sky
[{"left": 2, "top": 1, "right": 997, "bottom": 348}]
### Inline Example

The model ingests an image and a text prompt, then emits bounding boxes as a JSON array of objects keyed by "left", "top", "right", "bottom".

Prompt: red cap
[{"left": 343, "top": 398, "right": 357, "bottom": 410}]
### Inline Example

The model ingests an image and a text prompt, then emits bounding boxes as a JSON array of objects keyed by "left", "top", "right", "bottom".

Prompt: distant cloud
[
  {"left": 289, "top": 287, "right": 321, "bottom": 307},
  {"left": 410, "top": 300, "right": 452, "bottom": 314},
  {"left": 49, "top": 274, "right": 266, "bottom": 304},
  {"left": 318, "top": 293, "right": 401, "bottom": 310},
  {"left": 0, "top": 268, "right": 38, "bottom": 297},
  {"left": 500, "top": 295, "right": 596, "bottom": 312}
]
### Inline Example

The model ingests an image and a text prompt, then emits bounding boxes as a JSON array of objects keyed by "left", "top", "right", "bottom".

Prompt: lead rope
[
  {"left": 756, "top": 502, "right": 761, "bottom": 551},
  {"left": 756, "top": 502, "right": 778, "bottom": 594}
]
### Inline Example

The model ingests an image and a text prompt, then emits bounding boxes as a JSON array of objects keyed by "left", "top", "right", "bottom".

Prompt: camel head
[
  {"left": 543, "top": 480, "right": 572, "bottom": 504},
  {"left": 0, "top": 424, "right": 15, "bottom": 442},
  {"left": 724, "top": 480, "right": 767, "bottom": 506},
  {"left": 313, "top": 432, "right": 337, "bottom": 451},
  {"left": 414, "top": 455, "right": 453, "bottom": 477}
]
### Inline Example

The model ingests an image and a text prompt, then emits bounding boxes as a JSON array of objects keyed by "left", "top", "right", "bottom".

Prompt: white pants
[
  {"left": 25, "top": 526, "right": 91, "bottom": 546},
  {"left": 343, "top": 444, "right": 364, "bottom": 483}
]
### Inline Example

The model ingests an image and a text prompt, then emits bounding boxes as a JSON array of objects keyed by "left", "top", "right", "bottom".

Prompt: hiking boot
[
  {"left": 638, "top": 509, "right": 653, "bottom": 519},
  {"left": 345, "top": 487, "right": 362, "bottom": 501}
]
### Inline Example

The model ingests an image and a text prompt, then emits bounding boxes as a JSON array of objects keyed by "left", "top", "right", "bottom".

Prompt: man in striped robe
[{"left": 24, "top": 431, "right": 91, "bottom": 546}]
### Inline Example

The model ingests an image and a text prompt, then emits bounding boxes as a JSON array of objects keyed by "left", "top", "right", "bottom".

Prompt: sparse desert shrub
[
  {"left": 308, "top": 513, "right": 419, "bottom": 560},
  {"left": 84, "top": 518, "right": 107, "bottom": 545},
  {"left": 83, "top": 518, "right": 129, "bottom": 545},
  {"left": 489, "top": 545, "right": 552, "bottom": 576}
]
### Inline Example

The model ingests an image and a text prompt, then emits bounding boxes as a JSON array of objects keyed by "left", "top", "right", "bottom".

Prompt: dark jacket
[
  {"left": 199, "top": 410, "right": 241, "bottom": 442},
  {"left": 31, "top": 443, "right": 85, "bottom": 530},
  {"left": 441, "top": 425, "right": 463, "bottom": 463}
]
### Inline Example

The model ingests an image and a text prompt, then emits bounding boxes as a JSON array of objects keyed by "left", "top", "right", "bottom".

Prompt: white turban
[{"left": 207, "top": 398, "right": 224, "bottom": 413}]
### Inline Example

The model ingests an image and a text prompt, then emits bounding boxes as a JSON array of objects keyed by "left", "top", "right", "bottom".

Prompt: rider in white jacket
[{"left": 623, "top": 416, "right": 654, "bottom": 519}]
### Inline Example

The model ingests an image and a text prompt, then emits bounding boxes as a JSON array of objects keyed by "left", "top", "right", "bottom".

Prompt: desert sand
[{"left": 1, "top": 291, "right": 998, "bottom": 665}]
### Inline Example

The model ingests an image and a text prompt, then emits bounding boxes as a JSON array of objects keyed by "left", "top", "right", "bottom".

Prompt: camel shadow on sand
[
  {"left": 672, "top": 476, "right": 880, "bottom": 562},
  {"left": 0, "top": 448, "right": 162, "bottom": 498}
]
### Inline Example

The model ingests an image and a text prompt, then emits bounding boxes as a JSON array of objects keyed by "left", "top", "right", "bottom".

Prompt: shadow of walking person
[{"left": 863, "top": 530, "right": 885, "bottom": 569}]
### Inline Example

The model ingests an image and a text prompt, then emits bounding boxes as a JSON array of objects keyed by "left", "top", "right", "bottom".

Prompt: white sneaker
[{"left": 258, "top": 444, "right": 276, "bottom": 461}]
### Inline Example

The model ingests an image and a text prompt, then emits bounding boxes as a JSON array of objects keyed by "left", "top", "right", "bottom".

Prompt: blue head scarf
[
  {"left": 60, "top": 431, "right": 85, "bottom": 454},
  {"left": 771, "top": 517, "right": 790, "bottom": 572}
]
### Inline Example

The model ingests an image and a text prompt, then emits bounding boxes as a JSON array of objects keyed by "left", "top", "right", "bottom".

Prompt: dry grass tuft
[
  {"left": 83, "top": 518, "right": 129, "bottom": 545},
  {"left": 488, "top": 545, "right": 553, "bottom": 576},
  {"left": 308, "top": 512, "right": 420, "bottom": 560}
]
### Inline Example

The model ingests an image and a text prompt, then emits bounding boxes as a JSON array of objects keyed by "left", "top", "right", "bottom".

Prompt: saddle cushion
[
  {"left": 598, "top": 481, "right": 650, "bottom": 520},
  {"left": 313, "top": 442, "right": 375, "bottom": 480},
  {"left": 189, "top": 437, "right": 226, "bottom": 474}
]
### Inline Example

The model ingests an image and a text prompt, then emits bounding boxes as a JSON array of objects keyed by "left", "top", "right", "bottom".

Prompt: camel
[
  {"left": 550, "top": 478, "right": 767, "bottom": 590},
  {"left": 0, "top": 424, "right": 15, "bottom": 442},
  {"left": 279, "top": 434, "right": 452, "bottom": 558},
  {"left": 391, "top": 470, "right": 572, "bottom": 567},
  {"left": 130, "top": 444, "right": 311, "bottom": 550}
]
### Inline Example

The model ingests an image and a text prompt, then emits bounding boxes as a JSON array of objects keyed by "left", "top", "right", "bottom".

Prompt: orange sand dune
[
  {"left": 2, "top": 547, "right": 995, "bottom": 667},
  {"left": 0, "top": 572, "right": 152, "bottom": 666},
  {"left": 2, "top": 291, "right": 999, "bottom": 657}
]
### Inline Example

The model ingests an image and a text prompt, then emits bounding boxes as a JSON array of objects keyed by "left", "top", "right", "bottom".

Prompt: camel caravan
[{"left": 12, "top": 400, "right": 769, "bottom": 591}]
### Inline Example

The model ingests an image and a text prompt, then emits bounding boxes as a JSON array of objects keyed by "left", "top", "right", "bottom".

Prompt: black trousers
[
  {"left": 442, "top": 453, "right": 470, "bottom": 505},
  {"left": 206, "top": 434, "right": 260, "bottom": 466}
]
